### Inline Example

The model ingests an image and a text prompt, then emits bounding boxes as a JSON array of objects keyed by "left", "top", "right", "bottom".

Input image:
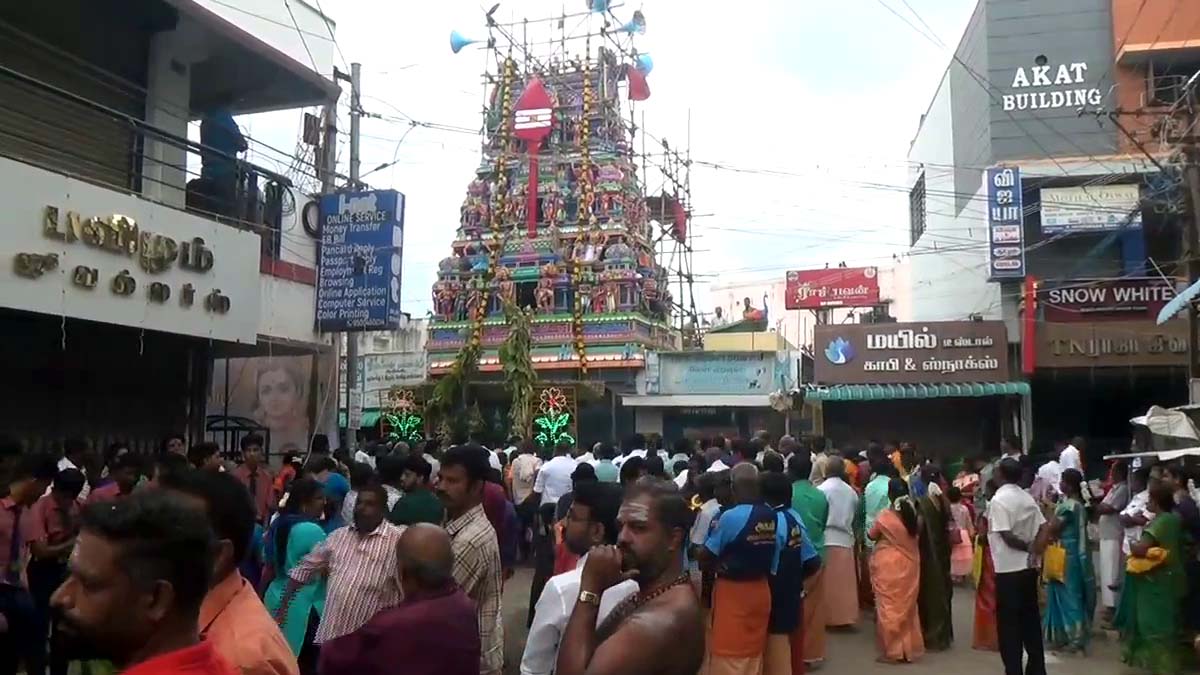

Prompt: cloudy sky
[{"left": 242, "top": 0, "right": 979, "bottom": 317}]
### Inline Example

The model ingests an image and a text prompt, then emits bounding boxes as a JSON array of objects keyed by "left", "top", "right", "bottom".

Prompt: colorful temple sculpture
[{"left": 425, "top": 36, "right": 681, "bottom": 441}]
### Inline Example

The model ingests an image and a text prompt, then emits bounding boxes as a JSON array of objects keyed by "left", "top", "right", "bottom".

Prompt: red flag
[{"left": 626, "top": 65, "right": 650, "bottom": 101}]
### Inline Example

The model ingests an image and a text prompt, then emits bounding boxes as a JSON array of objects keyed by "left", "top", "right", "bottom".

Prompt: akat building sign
[{"left": 1002, "top": 61, "right": 1102, "bottom": 112}]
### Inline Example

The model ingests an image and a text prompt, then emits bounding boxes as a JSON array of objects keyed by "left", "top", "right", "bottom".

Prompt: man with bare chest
[{"left": 556, "top": 479, "right": 705, "bottom": 675}]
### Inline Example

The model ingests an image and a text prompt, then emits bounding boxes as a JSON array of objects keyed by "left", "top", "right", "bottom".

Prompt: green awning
[
  {"left": 806, "top": 381, "right": 1030, "bottom": 402},
  {"left": 338, "top": 410, "right": 383, "bottom": 427}
]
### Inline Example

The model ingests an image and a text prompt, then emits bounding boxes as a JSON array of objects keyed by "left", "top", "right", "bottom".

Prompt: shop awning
[
  {"left": 338, "top": 410, "right": 383, "bottom": 427},
  {"left": 620, "top": 394, "right": 769, "bottom": 408},
  {"left": 804, "top": 382, "right": 1030, "bottom": 402}
]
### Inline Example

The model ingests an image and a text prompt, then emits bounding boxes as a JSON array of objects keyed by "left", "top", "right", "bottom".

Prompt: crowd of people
[{"left": 2, "top": 429, "right": 1200, "bottom": 675}]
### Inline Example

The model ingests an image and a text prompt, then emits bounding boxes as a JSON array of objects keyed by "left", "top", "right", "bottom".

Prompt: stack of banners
[{"left": 985, "top": 167, "right": 1025, "bottom": 280}]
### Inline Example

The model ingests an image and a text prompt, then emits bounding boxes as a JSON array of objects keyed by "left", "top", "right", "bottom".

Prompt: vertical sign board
[
  {"left": 316, "top": 190, "right": 405, "bottom": 331},
  {"left": 986, "top": 167, "right": 1026, "bottom": 280}
]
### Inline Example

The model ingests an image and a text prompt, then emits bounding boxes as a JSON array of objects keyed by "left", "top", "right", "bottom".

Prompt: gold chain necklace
[{"left": 595, "top": 572, "right": 692, "bottom": 641}]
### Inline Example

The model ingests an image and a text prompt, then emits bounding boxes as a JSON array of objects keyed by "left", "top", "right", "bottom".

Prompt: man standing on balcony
[{"left": 200, "top": 98, "right": 247, "bottom": 218}]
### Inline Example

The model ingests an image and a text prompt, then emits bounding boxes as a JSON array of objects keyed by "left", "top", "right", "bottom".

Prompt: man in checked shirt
[
  {"left": 273, "top": 483, "right": 404, "bottom": 654},
  {"left": 438, "top": 445, "right": 505, "bottom": 675}
]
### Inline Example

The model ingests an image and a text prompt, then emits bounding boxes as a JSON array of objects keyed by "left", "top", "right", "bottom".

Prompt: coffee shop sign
[
  {"left": 1003, "top": 61, "right": 1102, "bottom": 112},
  {"left": 866, "top": 327, "right": 995, "bottom": 351}
]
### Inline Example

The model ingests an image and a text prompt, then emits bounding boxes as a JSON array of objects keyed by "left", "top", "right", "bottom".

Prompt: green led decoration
[
  {"left": 383, "top": 389, "right": 424, "bottom": 444},
  {"left": 382, "top": 410, "right": 424, "bottom": 444},
  {"left": 534, "top": 387, "right": 575, "bottom": 448}
]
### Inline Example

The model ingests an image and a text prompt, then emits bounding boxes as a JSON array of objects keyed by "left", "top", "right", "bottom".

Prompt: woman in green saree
[
  {"left": 264, "top": 478, "right": 328, "bottom": 674},
  {"left": 916, "top": 466, "right": 954, "bottom": 651},
  {"left": 1042, "top": 469, "right": 1095, "bottom": 653},
  {"left": 1117, "top": 483, "right": 1186, "bottom": 675}
]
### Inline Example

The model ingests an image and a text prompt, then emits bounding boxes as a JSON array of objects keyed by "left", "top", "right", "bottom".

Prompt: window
[
  {"left": 1147, "top": 60, "right": 1200, "bottom": 107},
  {"left": 517, "top": 281, "right": 536, "bottom": 309},
  {"left": 909, "top": 172, "right": 927, "bottom": 246}
]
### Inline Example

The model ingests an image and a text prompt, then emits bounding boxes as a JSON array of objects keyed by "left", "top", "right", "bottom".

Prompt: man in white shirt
[
  {"left": 1120, "top": 466, "right": 1155, "bottom": 556},
  {"left": 1059, "top": 436, "right": 1084, "bottom": 474},
  {"left": 353, "top": 445, "right": 377, "bottom": 469},
  {"left": 574, "top": 444, "right": 598, "bottom": 467},
  {"left": 817, "top": 457, "right": 859, "bottom": 628},
  {"left": 988, "top": 457, "right": 1047, "bottom": 675},
  {"left": 612, "top": 434, "right": 647, "bottom": 470},
  {"left": 520, "top": 482, "right": 636, "bottom": 675},
  {"left": 687, "top": 472, "right": 724, "bottom": 570},
  {"left": 533, "top": 441, "right": 578, "bottom": 507},
  {"left": 57, "top": 438, "right": 91, "bottom": 501}
]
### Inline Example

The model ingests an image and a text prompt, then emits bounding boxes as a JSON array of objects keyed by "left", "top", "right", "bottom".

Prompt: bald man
[
  {"left": 699, "top": 462, "right": 779, "bottom": 675},
  {"left": 320, "top": 524, "right": 481, "bottom": 675}
]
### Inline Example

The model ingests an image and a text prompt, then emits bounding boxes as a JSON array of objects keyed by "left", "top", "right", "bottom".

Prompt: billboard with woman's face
[{"left": 209, "top": 356, "right": 313, "bottom": 454}]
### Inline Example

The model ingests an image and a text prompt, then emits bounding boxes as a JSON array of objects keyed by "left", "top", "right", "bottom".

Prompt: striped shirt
[
  {"left": 446, "top": 504, "right": 504, "bottom": 674},
  {"left": 289, "top": 520, "right": 405, "bottom": 643}
]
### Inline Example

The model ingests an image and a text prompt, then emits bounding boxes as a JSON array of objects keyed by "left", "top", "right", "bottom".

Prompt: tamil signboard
[
  {"left": 1040, "top": 184, "right": 1142, "bottom": 234},
  {"left": 986, "top": 167, "right": 1026, "bottom": 280},
  {"left": 814, "top": 321, "right": 1009, "bottom": 385},
  {"left": 784, "top": 267, "right": 881, "bottom": 310},
  {"left": 316, "top": 190, "right": 405, "bottom": 332},
  {"left": 1037, "top": 320, "right": 1187, "bottom": 368},
  {"left": 338, "top": 351, "right": 426, "bottom": 408},
  {"left": 1041, "top": 278, "right": 1177, "bottom": 323},
  {"left": 1, "top": 156, "right": 260, "bottom": 343},
  {"left": 651, "top": 351, "right": 794, "bottom": 395}
]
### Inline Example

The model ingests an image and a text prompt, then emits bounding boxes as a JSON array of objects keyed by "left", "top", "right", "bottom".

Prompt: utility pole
[
  {"left": 345, "top": 62, "right": 363, "bottom": 447},
  {"left": 319, "top": 101, "right": 340, "bottom": 448},
  {"left": 1185, "top": 149, "right": 1200, "bottom": 393}
]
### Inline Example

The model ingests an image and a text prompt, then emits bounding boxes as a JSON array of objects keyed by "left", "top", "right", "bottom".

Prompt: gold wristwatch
[{"left": 578, "top": 590, "right": 601, "bottom": 606}]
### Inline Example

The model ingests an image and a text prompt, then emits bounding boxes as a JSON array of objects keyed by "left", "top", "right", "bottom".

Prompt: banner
[
  {"left": 814, "top": 321, "right": 1008, "bottom": 385},
  {"left": 651, "top": 351, "right": 793, "bottom": 395},
  {"left": 986, "top": 167, "right": 1026, "bottom": 280},
  {"left": 316, "top": 190, "right": 405, "bottom": 332},
  {"left": 1040, "top": 184, "right": 1142, "bottom": 234},
  {"left": 785, "top": 267, "right": 880, "bottom": 310},
  {"left": 209, "top": 356, "right": 314, "bottom": 454},
  {"left": 1041, "top": 277, "right": 1177, "bottom": 322}
]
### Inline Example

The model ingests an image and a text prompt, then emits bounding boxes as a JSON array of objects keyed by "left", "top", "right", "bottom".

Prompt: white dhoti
[{"left": 1098, "top": 537, "right": 1124, "bottom": 609}]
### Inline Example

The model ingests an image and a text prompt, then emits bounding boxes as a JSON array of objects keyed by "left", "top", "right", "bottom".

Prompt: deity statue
[
  {"left": 466, "top": 286, "right": 485, "bottom": 319},
  {"left": 433, "top": 282, "right": 458, "bottom": 319},
  {"left": 495, "top": 267, "right": 515, "bottom": 305},
  {"left": 453, "top": 288, "right": 467, "bottom": 321},
  {"left": 535, "top": 277, "right": 555, "bottom": 314},
  {"left": 590, "top": 283, "right": 611, "bottom": 315}
]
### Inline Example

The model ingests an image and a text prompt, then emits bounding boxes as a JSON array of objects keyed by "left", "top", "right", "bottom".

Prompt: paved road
[{"left": 501, "top": 569, "right": 1128, "bottom": 675}]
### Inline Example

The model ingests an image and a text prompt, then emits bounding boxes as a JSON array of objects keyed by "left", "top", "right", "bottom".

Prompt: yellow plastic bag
[
  {"left": 1042, "top": 543, "right": 1066, "bottom": 583},
  {"left": 971, "top": 541, "right": 984, "bottom": 587},
  {"left": 1126, "top": 547, "right": 1168, "bottom": 575}
]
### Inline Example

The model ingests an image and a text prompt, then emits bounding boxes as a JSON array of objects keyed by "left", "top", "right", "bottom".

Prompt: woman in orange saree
[
  {"left": 867, "top": 479, "right": 926, "bottom": 664},
  {"left": 973, "top": 507, "right": 999, "bottom": 651}
]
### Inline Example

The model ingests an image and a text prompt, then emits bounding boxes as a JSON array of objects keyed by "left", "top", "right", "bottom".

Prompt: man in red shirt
[
  {"left": 0, "top": 450, "right": 58, "bottom": 675},
  {"left": 51, "top": 490, "right": 238, "bottom": 675},
  {"left": 319, "top": 523, "right": 480, "bottom": 675},
  {"left": 232, "top": 434, "right": 275, "bottom": 524},
  {"left": 86, "top": 453, "right": 140, "bottom": 504},
  {"left": 27, "top": 468, "right": 86, "bottom": 675},
  {"left": 163, "top": 471, "right": 297, "bottom": 675}
]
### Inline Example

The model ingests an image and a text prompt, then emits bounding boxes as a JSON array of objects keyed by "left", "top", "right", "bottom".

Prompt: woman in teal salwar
[
  {"left": 1117, "top": 482, "right": 1186, "bottom": 675},
  {"left": 1042, "top": 469, "right": 1095, "bottom": 653},
  {"left": 264, "top": 478, "right": 328, "bottom": 673}
]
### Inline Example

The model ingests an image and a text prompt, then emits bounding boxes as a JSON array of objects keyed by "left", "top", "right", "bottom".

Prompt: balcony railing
[{"left": 0, "top": 63, "right": 297, "bottom": 260}]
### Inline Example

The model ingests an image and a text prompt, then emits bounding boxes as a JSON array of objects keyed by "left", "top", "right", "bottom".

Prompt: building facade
[
  {"left": 905, "top": 0, "right": 1200, "bottom": 456},
  {"left": 709, "top": 262, "right": 909, "bottom": 353},
  {"left": 1, "top": 1, "right": 339, "bottom": 453}
]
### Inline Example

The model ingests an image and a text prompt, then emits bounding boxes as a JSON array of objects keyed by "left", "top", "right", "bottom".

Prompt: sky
[{"left": 241, "top": 0, "right": 980, "bottom": 318}]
